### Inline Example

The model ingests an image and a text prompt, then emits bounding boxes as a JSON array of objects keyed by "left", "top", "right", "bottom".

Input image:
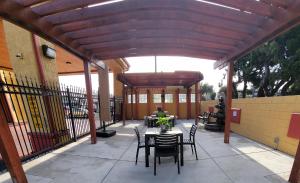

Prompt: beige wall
[
  {"left": 201, "top": 96, "right": 300, "bottom": 156},
  {"left": 2, "top": 20, "right": 59, "bottom": 83}
]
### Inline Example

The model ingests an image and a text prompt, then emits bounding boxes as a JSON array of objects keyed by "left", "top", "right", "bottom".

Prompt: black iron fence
[{"left": 0, "top": 71, "right": 115, "bottom": 172}]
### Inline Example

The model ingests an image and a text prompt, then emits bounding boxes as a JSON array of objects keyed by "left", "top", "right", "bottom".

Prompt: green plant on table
[{"left": 156, "top": 117, "right": 171, "bottom": 129}]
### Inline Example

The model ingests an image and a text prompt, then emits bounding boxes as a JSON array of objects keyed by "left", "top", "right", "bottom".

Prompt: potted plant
[{"left": 156, "top": 117, "right": 171, "bottom": 133}]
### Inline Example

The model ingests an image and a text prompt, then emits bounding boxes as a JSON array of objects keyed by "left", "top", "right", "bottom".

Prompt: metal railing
[{"left": 0, "top": 71, "right": 105, "bottom": 172}]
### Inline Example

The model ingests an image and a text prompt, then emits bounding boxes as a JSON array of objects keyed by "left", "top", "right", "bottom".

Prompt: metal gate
[{"left": 0, "top": 71, "right": 100, "bottom": 172}]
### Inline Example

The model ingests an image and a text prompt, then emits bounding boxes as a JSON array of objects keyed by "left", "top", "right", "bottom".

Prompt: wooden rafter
[
  {"left": 43, "top": 0, "right": 264, "bottom": 26},
  {"left": 57, "top": 9, "right": 257, "bottom": 34},
  {"left": 76, "top": 30, "right": 240, "bottom": 46},
  {"left": 117, "top": 71, "right": 203, "bottom": 88},
  {"left": 214, "top": 1, "right": 300, "bottom": 69},
  {"left": 65, "top": 20, "right": 250, "bottom": 40},
  {"left": 0, "top": 0, "right": 89, "bottom": 60},
  {"left": 81, "top": 38, "right": 234, "bottom": 51}
]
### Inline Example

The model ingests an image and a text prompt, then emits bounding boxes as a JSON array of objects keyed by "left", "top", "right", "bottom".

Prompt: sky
[{"left": 59, "top": 56, "right": 226, "bottom": 94}]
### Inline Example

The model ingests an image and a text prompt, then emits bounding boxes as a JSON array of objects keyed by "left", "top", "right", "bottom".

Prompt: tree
[
  {"left": 200, "top": 83, "right": 215, "bottom": 100},
  {"left": 233, "top": 25, "right": 300, "bottom": 97},
  {"left": 210, "top": 92, "right": 216, "bottom": 100}
]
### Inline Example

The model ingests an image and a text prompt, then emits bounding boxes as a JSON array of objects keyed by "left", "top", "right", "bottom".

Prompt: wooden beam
[
  {"left": 0, "top": 0, "right": 89, "bottom": 61},
  {"left": 195, "top": 83, "right": 199, "bottom": 117},
  {"left": 122, "top": 85, "right": 126, "bottom": 125},
  {"left": 260, "top": 0, "right": 288, "bottom": 8},
  {"left": 224, "top": 61, "right": 233, "bottom": 144},
  {"left": 186, "top": 87, "right": 191, "bottom": 119},
  {"left": 45, "top": 0, "right": 264, "bottom": 26},
  {"left": 206, "top": 0, "right": 284, "bottom": 17},
  {"left": 32, "top": 0, "right": 112, "bottom": 16},
  {"left": 81, "top": 38, "right": 235, "bottom": 52},
  {"left": 175, "top": 88, "right": 180, "bottom": 118},
  {"left": 84, "top": 61, "right": 97, "bottom": 144},
  {"left": 0, "top": 93, "right": 28, "bottom": 183},
  {"left": 147, "top": 89, "right": 151, "bottom": 116},
  {"left": 215, "top": 1, "right": 300, "bottom": 69},
  {"left": 20, "top": 0, "right": 50, "bottom": 7},
  {"left": 57, "top": 9, "right": 256, "bottom": 35},
  {"left": 76, "top": 30, "right": 240, "bottom": 47},
  {"left": 94, "top": 47, "right": 223, "bottom": 60},
  {"left": 135, "top": 88, "right": 139, "bottom": 120},
  {"left": 289, "top": 140, "right": 300, "bottom": 183},
  {"left": 161, "top": 89, "right": 165, "bottom": 111},
  {"left": 66, "top": 20, "right": 251, "bottom": 40},
  {"left": 130, "top": 88, "right": 133, "bottom": 120}
]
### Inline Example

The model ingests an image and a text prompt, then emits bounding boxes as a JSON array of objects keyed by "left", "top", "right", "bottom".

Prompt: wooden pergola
[
  {"left": 0, "top": 0, "right": 300, "bottom": 182},
  {"left": 118, "top": 71, "right": 203, "bottom": 121}
]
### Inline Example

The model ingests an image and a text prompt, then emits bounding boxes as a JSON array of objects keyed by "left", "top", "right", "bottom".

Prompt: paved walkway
[{"left": 0, "top": 120, "right": 294, "bottom": 183}]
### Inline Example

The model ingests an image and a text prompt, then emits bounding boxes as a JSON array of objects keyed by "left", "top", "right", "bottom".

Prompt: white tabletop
[{"left": 145, "top": 127, "right": 183, "bottom": 135}]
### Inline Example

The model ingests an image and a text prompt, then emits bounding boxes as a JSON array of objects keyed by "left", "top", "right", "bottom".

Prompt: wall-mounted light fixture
[
  {"left": 16, "top": 53, "right": 24, "bottom": 60},
  {"left": 41, "top": 45, "right": 56, "bottom": 59}
]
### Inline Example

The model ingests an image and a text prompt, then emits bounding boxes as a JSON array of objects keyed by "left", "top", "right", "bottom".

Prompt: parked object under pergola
[{"left": 0, "top": 0, "right": 300, "bottom": 182}]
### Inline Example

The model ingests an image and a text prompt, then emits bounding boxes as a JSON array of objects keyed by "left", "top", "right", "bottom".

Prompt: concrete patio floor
[{"left": 0, "top": 120, "right": 294, "bottom": 183}]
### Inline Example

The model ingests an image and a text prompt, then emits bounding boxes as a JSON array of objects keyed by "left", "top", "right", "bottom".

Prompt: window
[
  {"left": 128, "top": 94, "right": 135, "bottom": 103},
  {"left": 179, "top": 94, "right": 186, "bottom": 103},
  {"left": 139, "top": 94, "right": 147, "bottom": 103},
  {"left": 165, "top": 94, "right": 173, "bottom": 103},
  {"left": 191, "top": 94, "right": 195, "bottom": 103},
  {"left": 153, "top": 94, "right": 161, "bottom": 103}
]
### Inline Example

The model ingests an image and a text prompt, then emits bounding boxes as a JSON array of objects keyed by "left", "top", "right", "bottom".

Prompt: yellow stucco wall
[
  {"left": 201, "top": 96, "right": 300, "bottom": 156},
  {"left": 2, "top": 20, "right": 58, "bottom": 83}
]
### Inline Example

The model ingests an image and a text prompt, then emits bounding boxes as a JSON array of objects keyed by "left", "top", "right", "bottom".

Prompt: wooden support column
[
  {"left": 84, "top": 61, "right": 96, "bottom": 144},
  {"left": 147, "top": 89, "right": 151, "bottom": 115},
  {"left": 175, "top": 88, "right": 180, "bottom": 118},
  {"left": 161, "top": 89, "right": 165, "bottom": 111},
  {"left": 195, "top": 83, "right": 199, "bottom": 117},
  {"left": 32, "top": 33, "right": 57, "bottom": 136},
  {"left": 186, "top": 87, "right": 191, "bottom": 119},
  {"left": 135, "top": 88, "right": 139, "bottom": 120},
  {"left": 131, "top": 88, "right": 133, "bottom": 120},
  {"left": 0, "top": 97, "right": 28, "bottom": 183},
  {"left": 199, "top": 86, "right": 202, "bottom": 115},
  {"left": 224, "top": 61, "right": 234, "bottom": 144},
  {"left": 122, "top": 85, "right": 126, "bottom": 125},
  {"left": 289, "top": 141, "right": 300, "bottom": 183}
]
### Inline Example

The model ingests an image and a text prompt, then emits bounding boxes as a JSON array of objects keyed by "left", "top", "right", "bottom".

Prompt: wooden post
[
  {"left": 0, "top": 100, "right": 28, "bottom": 183},
  {"left": 199, "top": 86, "right": 202, "bottom": 115},
  {"left": 31, "top": 33, "right": 56, "bottom": 135},
  {"left": 289, "top": 141, "right": 300, "bottom": 183},
  {"left": 84, "top": 61, "right": 96, "bottom": 144},
  {"left": 135, "top": 88, "right": 139, "bottom": 120},
  {"left": 131, "top": 88, "right": 133, "bottom": 120},
  {"left": 122, "top": 85, "right": 126, "bottom": 126},
  {"left": 175, "top": 88, "right": 180, "bottom": 118},
  {"left": 224, "top": 61, "right": 234, "bottom": 144},
  {"left": 147, "top": 89, "right": 151, "bottom": 115},
  {"left": 186, "top": 87, "right": 191, "bottom": 119},
  {"left": 161, "top": 89, "right": 165, "bottom": 111},
  {"left": 195, "top": 83, "right": 199, "bottom": 117}
]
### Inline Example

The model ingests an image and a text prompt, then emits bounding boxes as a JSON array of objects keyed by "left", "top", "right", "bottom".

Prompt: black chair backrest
[
  {"left": 134, "top": 127, "right": 141, "bottom": 144},
  {"left": 190, "top": 124, "right": 198, "bottom": 141},
  {"left": 155, "top": 134, "right": 178, "bottom": 149}
]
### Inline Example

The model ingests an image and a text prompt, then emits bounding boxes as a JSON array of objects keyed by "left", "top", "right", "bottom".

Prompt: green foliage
[
  {"left": 210, "top": 92, "right": 216, "bottom": 100},
  {"left": 234, "top": 25, "right": 300, "bottom": 97},
  {"left": 156, "top": 111, "right": 166, "bottom": 118},
  {"left": 200, "top": 83, "right": 215, "bottom": 100},
  {"left": 156, "top": 117, "right": 170, "bottom": 128}
]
